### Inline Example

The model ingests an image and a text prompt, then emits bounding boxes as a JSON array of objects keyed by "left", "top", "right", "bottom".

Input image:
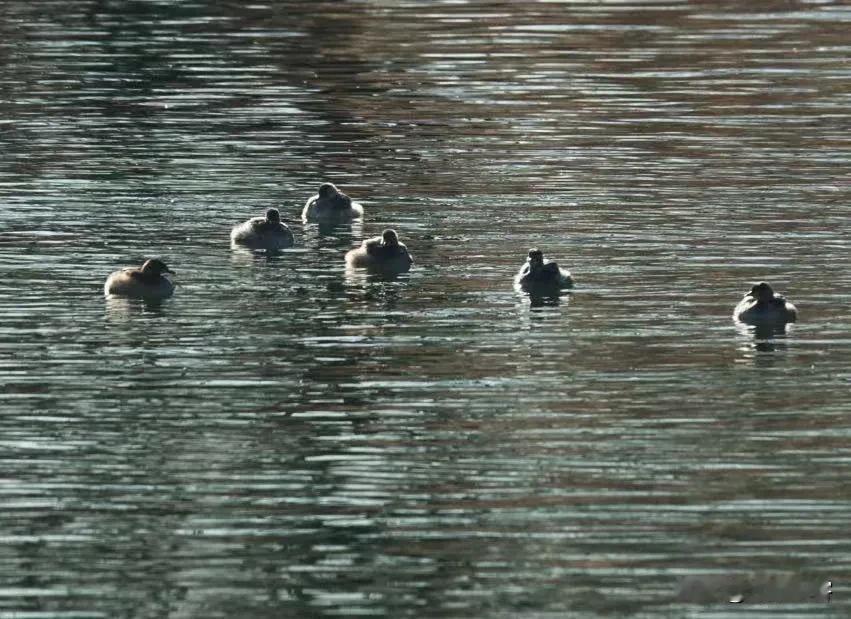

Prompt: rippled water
[{"left": 2, "top": 1, "right": 850, "bottom": 616}]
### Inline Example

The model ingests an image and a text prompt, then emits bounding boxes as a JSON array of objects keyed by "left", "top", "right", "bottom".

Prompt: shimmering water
[{"left": 2, "top": 1, "right": 850, "bottom": 616}]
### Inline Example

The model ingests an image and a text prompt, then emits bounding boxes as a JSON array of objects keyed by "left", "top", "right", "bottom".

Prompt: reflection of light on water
[
  {"left": 677, "top": 572, "right": 832, "bottom": 604},
  {"left": 343, "top": 267, "right": 372, "bottom": 287}
]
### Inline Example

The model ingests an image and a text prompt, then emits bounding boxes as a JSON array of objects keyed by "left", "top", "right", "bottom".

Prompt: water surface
[{"left": 1, "top": 1, "right": 850, "bottom": 616}]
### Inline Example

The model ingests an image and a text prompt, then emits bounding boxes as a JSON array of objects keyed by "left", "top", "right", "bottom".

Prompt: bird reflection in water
[
  {"left": 343, "top": 270, "right": 408, "bottom": 310},
  {"left": 104, "top": 294, "right": 168, "bottom": 320},
  {"left": 301, "top": 217, "right": 364, "bottom": 241},
  {"left": 735, "top": 320, "right": 791, "bottom": 354},
  {"left": 229, "top": 243, "right": 293, "bottom": 266},
  {"left": 515, "top": 285, "right": 571, "bottom": 310},
  {"left": 528, "top": 291, "right": 568, "bottom": 309}
]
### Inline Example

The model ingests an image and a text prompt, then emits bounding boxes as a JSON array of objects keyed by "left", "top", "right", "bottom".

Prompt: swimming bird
[
  {"left": 230, "top": 208, "right": 294, "bottom": 251},
  {"left": 345, "top": 229, "right": 413, "bottom": 274},
  {"left": 515, "top": 249, "right": 573, "bottom": 291},
  {"left": 302, "top": 182, "right": 364, "bottom": 223},
  {"left": 104, "top": 258, "right": 175, "bottom": 300},
  {"left": 733, "top": 282, "right": 797, "bottom": 325}
]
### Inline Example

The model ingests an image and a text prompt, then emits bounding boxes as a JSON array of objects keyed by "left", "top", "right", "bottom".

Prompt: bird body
[
  {"left": 345, "top": 229, "right": 413, "bottom": 274},
  {"left": 734, "top": 282, "right": 797, "bottom": 324},
  {"left": 231, "top": 208, "right": 294, "bottom": 251},
  {"left": 302, "top": 182, "right": 364, "bottom": 223},
  {"left": 104, "top": 259, "right": 175, "bottom": 300},
  {"left": 515, "top": 249, "right": 573, "bottom": 291}
]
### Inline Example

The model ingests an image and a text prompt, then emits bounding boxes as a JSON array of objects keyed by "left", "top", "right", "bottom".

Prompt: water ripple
[{"left": 1, "top": 0, "right": 850, "bottom": 616}]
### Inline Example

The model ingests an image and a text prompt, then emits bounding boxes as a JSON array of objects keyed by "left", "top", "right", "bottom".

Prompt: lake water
[{"left": 1, "top": 1, "right": 850, "bottom": 616}]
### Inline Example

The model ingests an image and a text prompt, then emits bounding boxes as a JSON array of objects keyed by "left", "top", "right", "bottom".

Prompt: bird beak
[{"left": 166, "top": 268, "right": 175, "bottom": 275}]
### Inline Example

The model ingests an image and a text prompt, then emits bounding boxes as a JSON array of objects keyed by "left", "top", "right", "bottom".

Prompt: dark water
[{"left": 2, "top": 1, "right": 850, "bottom": 616}]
